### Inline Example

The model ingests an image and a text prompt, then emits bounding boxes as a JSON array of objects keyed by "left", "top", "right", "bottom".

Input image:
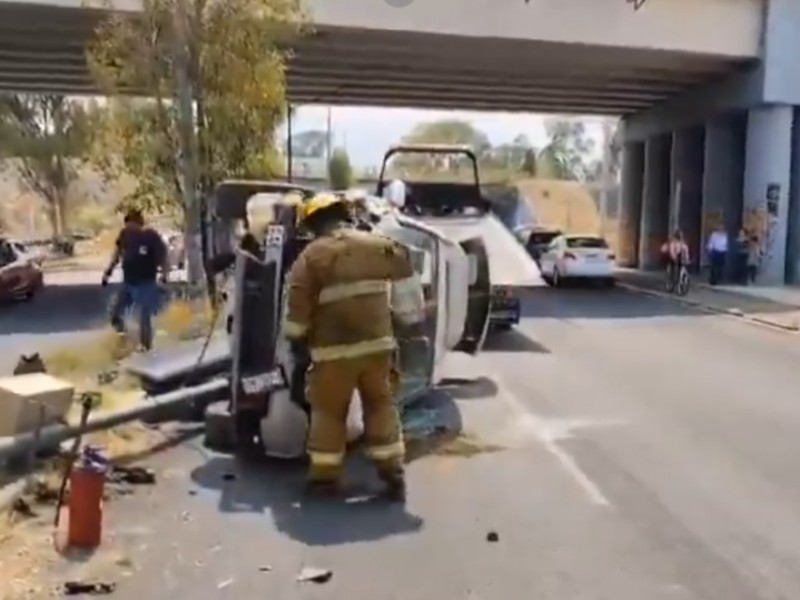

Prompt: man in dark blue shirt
[{"left": 102, "top": 209, "right": 169, "bottom": 351}]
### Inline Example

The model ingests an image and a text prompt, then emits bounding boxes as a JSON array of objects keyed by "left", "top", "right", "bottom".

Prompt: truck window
[{"left": 566, "top": 237, "right": 608, "bottom": 249}]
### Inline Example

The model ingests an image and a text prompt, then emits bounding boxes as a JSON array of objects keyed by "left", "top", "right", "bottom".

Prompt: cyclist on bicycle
[{"left": 661, "top": 230, "right": 690, "bottom": 287}]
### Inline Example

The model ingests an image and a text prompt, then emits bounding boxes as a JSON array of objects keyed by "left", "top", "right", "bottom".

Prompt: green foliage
[
  {"left": 538, "top": 117, "right": 595, "bottom": 181},
  {"left": 402, "top": 119, "right": 491, "bottom": 150},
  {"left": 328, "top": 147, "right": 353, "bottom": 189},
  {"left": 391, "top": 119, "right": 538, "bottom": 184},
  {"left": 87, "top": 0, "right": 307, "bottom": 215},
  {"left": 0, "top": 95, "right": 92, "bottom": 235}
]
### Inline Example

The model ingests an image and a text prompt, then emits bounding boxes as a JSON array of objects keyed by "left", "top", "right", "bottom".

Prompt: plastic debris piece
[
  {"left": 217, "top": 579, "right": 234, "bottom": 589},
  {"left": 297, "top": 567, "right": 333, "bottom": 584},
  {"left": 259, "top": 565, "right": 273, "bottom": 572},
  {"left": 486, "top": 531, "right": 499, "bottom": 542},
  {"left": 63, "top": 581, "right": 116, "bottom": 595},
  {"left": 110, "top": 466, "right": 156, "bottom": 485}
]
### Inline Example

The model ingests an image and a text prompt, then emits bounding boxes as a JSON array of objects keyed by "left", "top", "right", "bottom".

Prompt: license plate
[{"left": 242, "top": 368, "right": 287, "bottom": 394}]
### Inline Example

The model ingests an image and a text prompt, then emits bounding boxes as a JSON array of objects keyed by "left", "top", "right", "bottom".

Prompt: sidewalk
[{"left": 616, "top": 269, "right": 800, "bottom": 331}]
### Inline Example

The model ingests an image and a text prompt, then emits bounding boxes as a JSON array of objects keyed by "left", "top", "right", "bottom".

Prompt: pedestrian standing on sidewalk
[
  {"left": 747, "top": 235, "right": 761, "bottom": 284},
  {"left": 706, "top": 224, "right": 728, "bottom": 286},
  {"left": 101, "top": 208, "right": 170, "bottom": 352}
]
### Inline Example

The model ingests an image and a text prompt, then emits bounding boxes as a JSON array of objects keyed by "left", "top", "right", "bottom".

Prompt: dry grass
[
  {"left": 516, "top": 178, "right": 601, "bottom": 234},
  {"left": 0, "top": 418, "right": 162, "bottom": 600},
  {"left": 154, "top": 297, "right": 216, "bottom": 342},
  {"left": 513, "top": 178, "right": 620, "bottom": 252}
]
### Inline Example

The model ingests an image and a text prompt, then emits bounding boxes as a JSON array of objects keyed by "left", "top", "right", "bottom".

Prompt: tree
[
  {"left": 538, "top": 117, "right": 595, "bottom": 181},
  {"left": 521, "top": 148, "right": 537, "bottom": 176},
  {"left": 328, "top": 148, "right": 353, "bottom": 190},
  {"left": 88, "top": 0, "right": 306, "bottom": 280},
  {"left": 0, "top": 95, "right": 91, "bottom": 236},
  {"left": 395, "top": 119, "right": 491, "bottom": 176}
]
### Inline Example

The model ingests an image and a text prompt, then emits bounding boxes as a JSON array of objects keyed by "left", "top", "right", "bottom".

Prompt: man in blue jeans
[{"left": 102, "top": 209, "right": 169, "bottom": 351}]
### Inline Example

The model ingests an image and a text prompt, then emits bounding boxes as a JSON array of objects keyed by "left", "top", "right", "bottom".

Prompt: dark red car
[{"left": 0, "top": 238, "right": 44, "bottom": 302}]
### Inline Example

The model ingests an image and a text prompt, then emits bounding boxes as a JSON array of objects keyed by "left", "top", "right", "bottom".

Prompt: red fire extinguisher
[{"left": 67, "top": 447, "right": 108, "bottom": 549}]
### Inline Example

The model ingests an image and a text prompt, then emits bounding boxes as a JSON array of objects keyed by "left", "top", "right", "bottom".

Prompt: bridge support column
[
  {"left": 742, "top": 105, "right": 793, "bottom": 284},
  {"left": 639, "top": 133, "right": 671, "bottom": 270},
  {"left": 670, "top": 126, "right": 705, "bottom": 269},
  {"left": 701, "top": 114, "right": 746, "bottom": 276},
  {"left": 785, "top": 107, "right": 800, "bottom": 283},
  {"left": 618, "top": 141, "right": 644, "bottom": 267}
]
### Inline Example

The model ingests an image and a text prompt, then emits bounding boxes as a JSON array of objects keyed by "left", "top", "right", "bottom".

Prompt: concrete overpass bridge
[{"left": 2, "top": 0, "right": 800, "bottom": 284}]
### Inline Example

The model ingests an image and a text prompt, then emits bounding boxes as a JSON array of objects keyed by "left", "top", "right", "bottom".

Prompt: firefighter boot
[
  {"left": 378, "top": 466, "right": 406, "bottom": 503},
  {"left": 303, "top": 479, "right": 342, "bottom": 499}
]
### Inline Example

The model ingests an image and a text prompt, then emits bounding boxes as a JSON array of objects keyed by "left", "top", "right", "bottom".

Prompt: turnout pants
[{"left": 306, "top": 351, "right": 404, "bottom": 483}]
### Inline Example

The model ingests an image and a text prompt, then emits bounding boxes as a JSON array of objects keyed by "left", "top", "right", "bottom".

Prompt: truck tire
[{"left": 204, "top": 401, "right": 235, "bottom": 453}]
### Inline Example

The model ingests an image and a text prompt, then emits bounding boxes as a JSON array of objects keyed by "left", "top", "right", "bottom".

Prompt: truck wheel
[{"left": 204, "top": 401, "right": 235, "bottom": 453}]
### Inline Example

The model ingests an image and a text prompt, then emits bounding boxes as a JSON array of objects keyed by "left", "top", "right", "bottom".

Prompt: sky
[{"left": 281, "top": 105, "right": 608, "bottom": 170}]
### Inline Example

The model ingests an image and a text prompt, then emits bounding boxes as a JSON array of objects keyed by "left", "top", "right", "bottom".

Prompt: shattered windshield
[{"left": 376, "top": 219, "right": 439, "bottom": 405}]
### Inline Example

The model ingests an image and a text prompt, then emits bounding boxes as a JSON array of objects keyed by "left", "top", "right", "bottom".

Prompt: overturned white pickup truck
[{"left": 126, "top": 180, "right": 493, "bottom": 459}]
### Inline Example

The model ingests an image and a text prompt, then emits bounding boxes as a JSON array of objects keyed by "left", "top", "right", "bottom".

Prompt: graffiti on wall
[{"left": 702, "top": 210, "right": 724, "bottom": 235}]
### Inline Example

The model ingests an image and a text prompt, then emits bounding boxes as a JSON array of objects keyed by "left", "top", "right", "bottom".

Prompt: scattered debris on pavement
[
  {"left": 217, "top": 578, "right": 235, "bottom": 589},
  {"left": 10, "top": 498, "right": 36, "bottom": 520},
  {"left": 486, "top": 531, "right": 499, "bottom": 543},
  {"left": 221, "top": 472, "right": 236, "bottom": 482},
  {"left": 259, "top": 565, "right": 273, "bottom": 572},
  {"left": 63, "top": 580, "right": 116, "bottom": 595},
  {"left": 109, "top": 466, "right": 156, "bottom": 486},
  {"left": 297, "top": 566, "right": 333, "bottom": 584}
]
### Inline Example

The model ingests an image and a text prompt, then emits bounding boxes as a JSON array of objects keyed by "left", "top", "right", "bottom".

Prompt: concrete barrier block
[{"left": 0, "top": 374, "right": 74, "bottom": 437}]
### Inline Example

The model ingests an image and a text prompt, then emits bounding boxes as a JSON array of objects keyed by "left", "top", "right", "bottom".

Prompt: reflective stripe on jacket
[{"left": 283, "top": 227, "right": 415, "bottom": 362}]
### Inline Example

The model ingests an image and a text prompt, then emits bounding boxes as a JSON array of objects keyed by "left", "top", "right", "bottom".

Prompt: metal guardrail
[{"left": 0, "top": 378, "right": 228, "bottom": 464}]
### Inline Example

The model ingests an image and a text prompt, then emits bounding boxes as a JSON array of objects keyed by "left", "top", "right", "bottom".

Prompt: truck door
[{"left": 455, "top": 237, "right": 491, "bottom": 355}]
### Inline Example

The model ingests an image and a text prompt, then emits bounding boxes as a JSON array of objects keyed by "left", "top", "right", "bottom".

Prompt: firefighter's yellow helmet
[{"left": 301, "top": 192, "right": 346, "bottom": 222}]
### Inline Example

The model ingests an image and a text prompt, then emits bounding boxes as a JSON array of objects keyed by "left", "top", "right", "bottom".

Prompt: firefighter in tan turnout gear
[{"left": 283, "top": 193, "right": 425, "bottom": 501}]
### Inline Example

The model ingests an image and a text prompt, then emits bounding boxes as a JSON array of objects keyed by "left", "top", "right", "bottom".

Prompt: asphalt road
[
  {"left": 0, "top": 269, "right": 118, "bottom": 375},
  {"left": 45, "top": 285, "right": 800, "bottom": 600}
]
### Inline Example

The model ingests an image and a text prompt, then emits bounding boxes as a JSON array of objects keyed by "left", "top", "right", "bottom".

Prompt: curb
[{"left": 618, "top": 282, "right": 800, "bottom": 334}]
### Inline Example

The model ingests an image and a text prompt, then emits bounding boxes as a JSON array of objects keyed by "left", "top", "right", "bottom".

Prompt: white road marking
[{"left": 495, "top": 382, "right": 621, "bottom": 508}]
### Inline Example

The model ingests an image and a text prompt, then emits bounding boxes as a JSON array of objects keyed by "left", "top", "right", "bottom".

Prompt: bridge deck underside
[{"left": 0, "top": 4, "right": 752, "bottom": 115}]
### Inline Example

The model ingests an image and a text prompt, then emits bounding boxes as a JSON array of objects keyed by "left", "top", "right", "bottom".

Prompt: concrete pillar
[
  {"left": 701, "top": 114, "right": 746, "bottom": 276},
  {"left": 670, "top": 126, "right": 705, "bottom": 268},
  {"left": 618, "top": 141, "right": 644, "bottom": 267},
  {"left": 742, "top": 105, "right": 793, "bottom": 284},
  {"left": 786, "top": 107, "right": 800, "bottom": 283},
  {"left": 639, "top": 134, "right": 672, "bottom": 270}
]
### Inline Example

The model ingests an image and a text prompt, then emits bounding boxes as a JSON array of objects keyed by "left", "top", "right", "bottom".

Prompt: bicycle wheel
[
  {"left": 676, "top": 270, "right": 690, "bottom": 296},
  {"left": 664, "top": 271, "right": 675, "bottom": 293}
]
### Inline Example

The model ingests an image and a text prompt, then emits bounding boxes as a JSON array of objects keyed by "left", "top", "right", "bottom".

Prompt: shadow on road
[
  {"left": 190, "top": 455, "right": 424, "bottom": 547},
  {"left": 0, "top": 282, "right": 115, "bottom": 335},
  {"left": 484, "top": 329, "right": 550, "bottom": 353},
  {"left": 186, "top": 386, "right": 476, "bottom": 547}
]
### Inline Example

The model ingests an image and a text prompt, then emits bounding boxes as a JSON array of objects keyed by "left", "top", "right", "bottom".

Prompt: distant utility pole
[
  {"left": 325, "top": 106, "right": 332, "bottom": 182},
  {"left": 599, "top": 119, "right": 614, "bottom": 237}
]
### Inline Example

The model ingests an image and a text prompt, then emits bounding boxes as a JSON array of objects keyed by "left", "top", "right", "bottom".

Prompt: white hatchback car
[{"left": 538, "top": 234, "right": 616, "bottom": 287}]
